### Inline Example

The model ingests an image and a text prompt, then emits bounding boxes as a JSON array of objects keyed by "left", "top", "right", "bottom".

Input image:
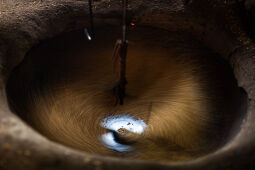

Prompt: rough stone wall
[{"left": 0, "top": 0, "right": 255, "bottom": 169}]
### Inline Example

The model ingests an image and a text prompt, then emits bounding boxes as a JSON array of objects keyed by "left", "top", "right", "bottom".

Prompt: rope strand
[
  {"left": 113, "top": 0, "right": 128, "bottom": 105},
  {"left": 88, "top": 0, "right": 95, "bottom": 38}
]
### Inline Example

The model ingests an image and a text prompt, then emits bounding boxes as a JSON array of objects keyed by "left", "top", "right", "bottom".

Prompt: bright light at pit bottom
[{"left": 100, "top": 115, "right": 147, "bottom": 152}]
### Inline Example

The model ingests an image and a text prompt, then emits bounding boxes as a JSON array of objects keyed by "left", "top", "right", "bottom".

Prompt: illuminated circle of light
[{"left": 100, "top": 115, "right": 147, "bottom": 152}]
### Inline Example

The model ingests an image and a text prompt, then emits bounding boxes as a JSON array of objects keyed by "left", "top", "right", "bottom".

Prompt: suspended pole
[
  {"left": 113, "top": 0, "right": 128, "bottom": 105},
  {"left": 122, "top": 0, "right": 127, "bottom": 43},
  {"left": 85, "top": 0, "right": 95, "bottom": 40}
]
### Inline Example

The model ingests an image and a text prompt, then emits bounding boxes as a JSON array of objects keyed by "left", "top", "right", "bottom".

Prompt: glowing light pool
[{"left": 100, "top": 115, "right": 147, "bottom": 152}]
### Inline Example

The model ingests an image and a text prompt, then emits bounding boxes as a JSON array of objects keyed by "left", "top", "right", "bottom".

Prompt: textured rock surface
[{"left": 0, "top": 0, "right": 255, "bottom": 169}]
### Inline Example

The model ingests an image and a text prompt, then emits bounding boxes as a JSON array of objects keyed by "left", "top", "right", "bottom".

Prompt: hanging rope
[
  {"left": 88, "top": 0, "right": 95, "bottom": 39},
  {"left": 122, "top": 0, "right": 127, "bottom": 43},
  {"left": 113, "top": 0, "right": 128, "bottom": 105}
]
